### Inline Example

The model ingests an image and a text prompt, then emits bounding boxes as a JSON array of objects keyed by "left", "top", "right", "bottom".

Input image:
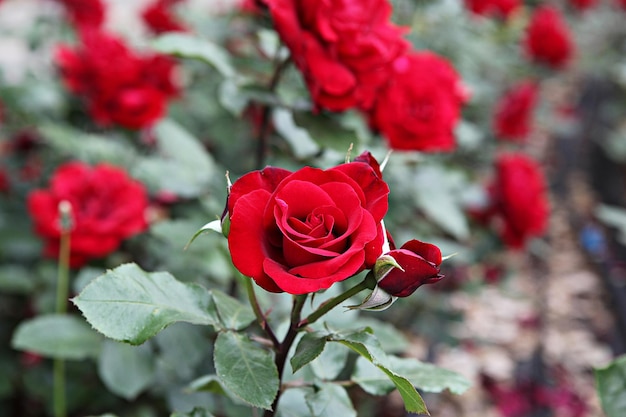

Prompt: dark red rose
[
  {"left": 266, "top": 0, "right": 407, "bottom": 111},
  {"left": 568, "top": 0, "right": 597, "bottom": 11},
  {"left": 523, "top": 6, "right": 574, "bottom": 69},
  {"left": 55, "top": 29, "right": 179, "bottom": 129},
  {"left": 369, "top": 52, "right": 465, "bottom": 152},
  {"left": 618, "top": 0, "right": 626, "bottom": 10},
  {"left": 0, "top": 169, "right": 9, "bottom": 193},
  {"left": 490, "top": 153, "right": 549, "bottom": 248},
  {"left": 226, "top": 156, "right": 389, "bottom": 294},
  {"left": 28, "top": 162, "right": 149, "bottom": 267},
  {"left": 56, "top": 0, "right": 105, "bottom": 30},
  {"left": 142, "top": 0, "right": 187, "bottom": 35},
  {"left": 492, "top": 80, "right": 539, "bottom": 142},
  {"left": 377, "top": 239, "right": 443, "bottom": 297},
  {"left": 464, "top": 0, "right": 520, "bottom": 19}
]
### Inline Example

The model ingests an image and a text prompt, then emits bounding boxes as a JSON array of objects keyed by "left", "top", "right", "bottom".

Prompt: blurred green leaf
[
  {"left": 171, "top": 409, "right": 216, "bottom": 417},
  {"left": 272, "top": 108, "right": 320, "bottom": 159},
  {"left": 595, "top": 355, "right": 626, "bottom": 417},
  {"left": 291, "top": 333, "right": 327, "bottom": 373},
  {"left": 305, "top": 383, "right": 356, "bottom": 417},
  {"left": 596, "top": 204, "right": 626, "bottom": 245},
  {"left": 155, "top": 323, "right": 207, "bottom": 379},
  {"left": 72, "top": 263, "right": 219, "bottom": 345},
  {"left": 0, "top": 265, "right": 36, "bottom": 294},
  {"left": 98, "top": 340, "right": 155, "bottom": 400},
  {"left": 11, "top": 314, "right": 102, "bottom": 360},
  {"left": 310, "top": 341, "right": 349, "bottom": 381},
  {"left": 214, "top": 332, "right": 279, "bottom": 410},
  {"left": 212, "top": 290, "right": 255, "bottom": 331},
  {"left": 276, "top": 388, "right": 313, "bottom": 417},
  {"left": 153, "top": 33, "right": 236, "bottom": 78},
  {"left": 133, "top": 119, "right": 215, "bottom": 198}
]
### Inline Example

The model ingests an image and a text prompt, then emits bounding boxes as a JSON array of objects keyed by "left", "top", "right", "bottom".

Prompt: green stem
[
  {"left": 54, "top": 201, "right": 72, "bottom": 417},
  {"left": 298, "top": 274, "right": 376, "bottom": 329},
  {"left": 244, "top": 276, "right": 280, "bottom": 349},
  {"left": 263, "top": 294, "right": 307, "bottom": 417}
]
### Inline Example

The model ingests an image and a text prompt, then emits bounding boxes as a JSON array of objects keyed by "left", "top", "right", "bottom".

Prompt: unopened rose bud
[{"left": 376, "top": 240, "right": 444, "bottom": 297}]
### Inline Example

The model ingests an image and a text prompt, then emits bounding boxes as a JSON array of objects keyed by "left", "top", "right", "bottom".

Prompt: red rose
[
  {"left": 492, "top": 80, "right": 539, "bottom": 142},
  {"left": 369, "top": 52, "right": 465, "bottom": 152},
  {"left": 490, "top": 153, "right": 549, "bottom": 248},
  {"left": 523, "top": 6, "right": 574, "bottom": 69},
  {"left": 377, "top": 240, "right": 443, "bottom": 297},
  {"left": 28, "top": 162, "right": 149, "bottom": 267},
  {"left": 56, "top": 0, "right": 106, "bottom": 30},
  {"left": 465, "top": 0, "right": 520, "bottom": 19},
  {"left": 226, "top": 153, "right": 389, "bottom": 294},
  {"left": 266, "top": 0, "right": 407, "bottom": 111},
  {"left": 568, "top": 0, "right": 597, "bottom": 11},
  {"left": 142, "top": 0, "right": 187, "bottom": 35},
  {"left": 55, "top": 29, "right": 179, "bottom": 129}
]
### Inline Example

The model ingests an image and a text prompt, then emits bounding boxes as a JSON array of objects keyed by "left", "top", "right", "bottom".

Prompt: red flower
[
  {"left": 523, "top": 6, "right": 574, "bottom": 69},
  {"left": 490, "top": 153, "right": 549, "bottom": 248},
  {"left": 55, "top": 29, "right": 179, "bottom": 129},
  {"left": 265, "top": 0, "right": 407, "bottom": 111},
  {"left": 492, "top": 80, "right": 539, "bottom": 142},
  {"left": 464, "top": 0, "right": 521, "bottom": 19},
  {"left": 226, "top": 153, "right": 389, "bottom": 294},
  {"left": 28, "top": 162, "right": 149, "bottom": 267},
  {"left": 142, "top": 0, "right": 187, "bottom": 35},
  {"left": 56, "top": 0, "right": 106, "bottom": 30},
  {"left": 369, "top": 52, "right": 465, "bottom": 152},
  {"left": 568, "top": 0, "right": 597, "bottom": 11},
  {"left": 377, "top": 240, "right": 444, "bottom": 297}
]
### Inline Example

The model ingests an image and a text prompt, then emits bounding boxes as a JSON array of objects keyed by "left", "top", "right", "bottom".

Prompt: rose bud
[{"left": 375, "top": 239, "right": 444, "bottom": 297}]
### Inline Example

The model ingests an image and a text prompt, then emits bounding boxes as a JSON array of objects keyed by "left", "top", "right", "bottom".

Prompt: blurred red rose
[
  {"left": 56, "top": 0, "right": 105, "bottom": 30},
  {"left": 377, "top": 240, "right": 444, "bottom": 297},
  {"left": 490, "top": 153, "right": 549, "bottom": 248},
  {"left": 142, "top": 0, "right": 187, "bottom": 34},
  {"left": 265, "top": 0, "right": 407, "bottom": 111},
  {"left": 523, "top": 6, "right": 574, "bottom": 69},
  {"left": 493, "top": 80, "right": 539, "bottom": 142},
  {"left": 28, "top": 162, "right": 149, "bottom": 267},
  {"left": 369, "top": 52, "right": 465, "bottom": 152},
  {"left": 226, "top": 154, "right": 389, "bottom": 294},
  {"left": 55, "top": 29, "right": 179, "bottom": 129},
  {"left": 464, "top": 0, "right": 520, "bottom": 19}
]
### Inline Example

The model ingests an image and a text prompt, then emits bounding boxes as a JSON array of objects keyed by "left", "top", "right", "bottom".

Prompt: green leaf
[
  {"left": 328, "top": 329, "right": 429, "bottom": 415},
  {"left": 310, "top": 341, "right": 349, "bottom": 381},
  {"left": 276, "top": 388, "right": 313, "bottom": 417},
  {"left": 188, "top": 374, "right": 228, "bottom": 395},
  {"left": 11, "top": 314, "right": 102, "bottom": 360},
  {"left": 0, "top": 265, "right": 36, "bottom": 294},
  {"left": 133, "top": 119, "right": 215, "bottom": 198},
  {"left": 171, "top": 409, "right": 216, "bottom": 417},
  {"left": 351, "top": 318, "right": 409, "bottom": 353},
  {"left": 98, "top": 340, "right": 155, "bottom": 400},
  {"left": 152, "top": 33, "right": 236, "bottom": 78},
  {"left": 155, "top": 323, "right": 207, "bottom": 379},
  {"left": 272, "top": 108, "right": 320, "bottom": 159},
  {"left": 305, "top": 383, "right": 356, "bottom": 417},
  {"left": 353, "top": 356, "right": 470, "bottom": 396},
  {"left": 595, "top": 355, "right": 626, "bottom": 417},
  {"left": 211, "top": 290, "right": 255, "bottom": 331},
  {"left": 214, "top": 332, "right": 279, "bottom": 410},
  {"left": 291, "top": 333, "right": 327, "bottom": 373},
  {"left": 72, "top": 263, "right": 219, "bottom": 345}
]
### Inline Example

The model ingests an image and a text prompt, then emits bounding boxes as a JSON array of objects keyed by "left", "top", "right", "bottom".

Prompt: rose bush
[
  {"left": 27, "top": 162, "right": 149, "bottom": 267},
  {"left": 226, "top": 152, "right": 389, "bottom": 294}
]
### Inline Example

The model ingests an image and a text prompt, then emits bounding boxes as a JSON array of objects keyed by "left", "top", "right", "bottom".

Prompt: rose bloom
[
  {"left": 490, "top": 153, "right": 549, "bottom": 248},
  {"left": 265, "top": 0, "right": 407, "bottom": 111},
  {"left": 377, "top": 240, "right": 443, "bottom": 297},
  {"left": 523, "top": 6, "right": 574, "bottom": 69},
  {"left": 225, "top": 152, "right": 389, "bottom": 294},
  {"left": 369, "top": 52, "right": 465, "bottom": 152},
  {"left": 28, "top": 162, "right": 149, "bottom": 267},
  {"left": 464, "top": 0, "right": 520, "bottom": 19},
  {"left": 569, "top": 0, "right": 597, "bottom": 11},
  {"left": 492, "top": 80, "right": 539, "bottom": 142},
  {"left": 55, "top": 29, "right": 179, "bottom": 129},
  {"left": 142, "top": 0, "right": 187, "bottom": 35},
  {"left": 56, "top": 0, "right": 106, "bottom": 29}
]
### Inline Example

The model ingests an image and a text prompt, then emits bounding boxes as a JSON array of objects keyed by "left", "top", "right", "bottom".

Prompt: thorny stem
[
  {"left": 244, "top": 276, "right": 281, "bottom": 349},
  {"left": 298, "top": 274, "right": 377, "bottom": 329},
  {"left": 54, "top": 201, "right": 72, "bottom": 417},
  {"left": 255, "top": 56, "right": 291, "bottom": 170},
  {"left": 263, "top": 294, "right": 307, "bottom": 417}
]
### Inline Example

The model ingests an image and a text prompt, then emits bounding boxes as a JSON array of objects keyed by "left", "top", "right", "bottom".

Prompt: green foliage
[
  {"left": 213, "top": 332, "right": 279, "bottom": 410},
  {"left": 11, "top": 314, "right": 102, "bottom": 360},
  {"left": 98, "top": 340, "right": 156, "bottom": 400},
  {"left": 595, "top": 355, "right": 626, "bottom": 417},
  {"left": 305, "top": 383, "right": 356, "bottom": 417}
]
